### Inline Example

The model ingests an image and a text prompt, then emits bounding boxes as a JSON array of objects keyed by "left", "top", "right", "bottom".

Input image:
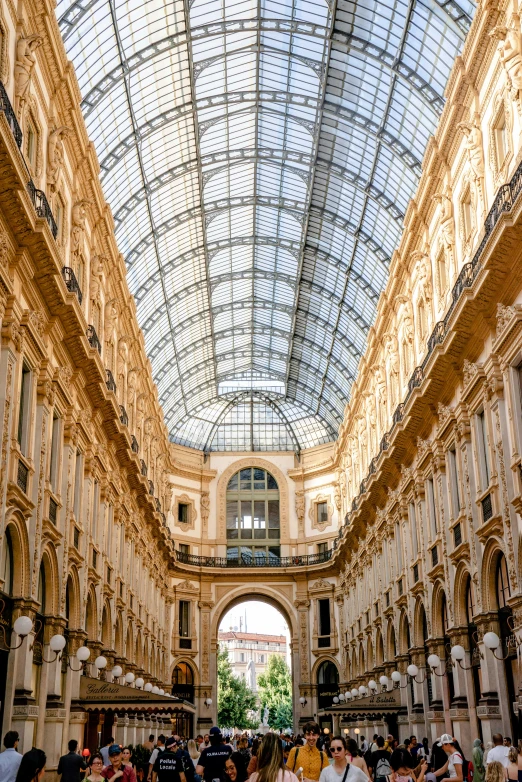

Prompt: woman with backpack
[{"left": 319, "top": 737, "right": 369, "bottom": 782}]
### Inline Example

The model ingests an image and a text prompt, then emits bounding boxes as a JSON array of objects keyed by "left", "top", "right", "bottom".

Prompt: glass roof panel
[{"left": 57, "top": 0, "right": 473, "bottom": 451}]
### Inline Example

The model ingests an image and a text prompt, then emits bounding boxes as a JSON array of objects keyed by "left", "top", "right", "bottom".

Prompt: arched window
[
  {"left": 172, "top": 662, "right": 195, "bottom": 703},
  {"left": 226, "top": 467, "right": 280, "bottom": 563},
  {"left": 172, "top": 662, "right": 194, "bottom": 685},
  {"left": 497, "top": 554, "right": 511, "bottom": 609},
  {"left": 1, "top": 527, "right": 13, "bottom": 596},
  {"left": 317, "top": 660, "right": 339, "bottom": 684},
  {"left": 37, "top": 562, "right": 46, "bottom": 614},
  {"left": 495, "top": 553, "right": 516, "bottom": 736}
]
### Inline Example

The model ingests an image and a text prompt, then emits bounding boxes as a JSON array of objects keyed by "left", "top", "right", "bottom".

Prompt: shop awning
[{"left": 75, "top": 677, "right": 196, "bottom": 712}]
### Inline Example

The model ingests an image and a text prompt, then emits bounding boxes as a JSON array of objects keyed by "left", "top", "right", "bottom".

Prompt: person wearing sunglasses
[{"left": 319, "top": 737, "right": 368, "bottom": 782}]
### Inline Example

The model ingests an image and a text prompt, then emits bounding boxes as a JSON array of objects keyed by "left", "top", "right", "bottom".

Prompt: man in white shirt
[
  {"left": 438, "top": 734, "right": 463, "bottom": 782},
  {"left": 0, "top": 731, "right": 22, "bottom": 782},
  {"left": 486, "top": 734, "right": 510, "bottom": 767},
  {"left": 148, "top": 735, "right": 166, "bottom": 781}
]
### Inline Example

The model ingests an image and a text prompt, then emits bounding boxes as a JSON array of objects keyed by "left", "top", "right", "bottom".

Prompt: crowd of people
[{"left": 0, "top": 723, "right": 520, "bottom": 782}]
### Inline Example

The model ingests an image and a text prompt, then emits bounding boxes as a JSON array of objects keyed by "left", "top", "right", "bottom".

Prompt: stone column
[
  {"left": 475, "top": 614, "right": 505, "bottom": 742},
  {"left": 9, "top": 600, "right": 40, "bottom": 751},
  {"left": 295, "top": 598, "right": 311, "bottom": 732}
]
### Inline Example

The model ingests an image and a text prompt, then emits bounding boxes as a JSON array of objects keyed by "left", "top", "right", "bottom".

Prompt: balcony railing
[
  {"left": 17, "top": 459, "right": 28, "bottom": 493},
  {"left": 131, "top": 435, "right": 139, "bottom": 453},
  {"left": 105, "top": 369, "right": 117, "bottom": 393},
  {"left": 0, "top": 81, "right": 22, "bottom": 148},
  {"left": 28, "top": 181, "right": 58, "bottom": 239},
  {"left": 61, "top": 266, "right": 82, "bottom": 304},
  {"left": 175, "top": 548, "right": 334, "bottom": 568},
  {"left": 86, "top": 325, "right": 101, "bottom": 354},
  {"left": 119, "top": 405, "right": 128, "bottom": 426},
  {"left": 338, "top": 149, "right": 522, "bottom": 548}
]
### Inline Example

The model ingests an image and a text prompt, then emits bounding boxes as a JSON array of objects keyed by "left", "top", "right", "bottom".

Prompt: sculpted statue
[
  {"left": 433, "top": 191, "right": 455, "bottom": 253},
  {"left": 295, "top": 490, "right": 305, "bottom": 522},
  {"left": 14, "top": 35, "right": 42, "bottom": 104},
  {"left": 71, "top": 200, "right": 91, "bottom": 260},
  {"left": 458, "top": 121, "right": 485, "bottom": 181},
  {"left": 374, "top": 365, "right": 387, "bottom": 433},
  {"left": 490, "top": 20, "right": 522, "bottom": 97},
  {"left": 384, "top": 334, "right": 400, "bottom": 408},
  {"left": 415, "top": 255, "right": 432, "bottom": 305},
  {"left": 105, "top": 299, "right": 118, "bottom": 337},
  {"left": 47, "top": 126, "right": 71, "bottom": 191},
  {"left": 90, "top": 256, "right": 104, "bottom": 304}
]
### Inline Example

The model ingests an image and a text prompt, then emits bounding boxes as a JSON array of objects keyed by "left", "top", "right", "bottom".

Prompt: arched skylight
[{"left": 56, "top": 0, "right": 474, "bottom": 452}]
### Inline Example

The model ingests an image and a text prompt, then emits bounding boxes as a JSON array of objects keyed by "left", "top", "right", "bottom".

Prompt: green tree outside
[
  {"left": 217, "top": 646, "right": 258, "bottom": 729},
  {"left": 257, "top": 654, "right": 293, "bottom": 731}
]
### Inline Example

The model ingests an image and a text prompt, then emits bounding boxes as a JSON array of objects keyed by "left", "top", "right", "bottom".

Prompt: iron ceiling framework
[{"left": 57, "top": 0, "right": 474, "bottom": 452}]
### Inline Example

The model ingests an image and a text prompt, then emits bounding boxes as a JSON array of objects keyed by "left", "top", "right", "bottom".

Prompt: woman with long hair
[
  {"left": 188, "top": 739, "right": 201, "bottom": 768},
  {"left": 346, "top": 740, "right": 370, "bottom": 778},
  {"left": 485, "top": 762, "right": 505, "bottom": 782},
  {"left": 506, "top": 747, "right": 522, "bottom": 782},
  {"left": 15, "top": 749, "right": 47, "bottom": 782},
  {"left": 86, "top": 754, "right": 104, "bottom": 782},
  {"left": 319, "top": 736, "right": 371, "bottom": 782},
  {"left": 122, "top": 748, "right": 134, "bottom": 769},
  {"left": 250, "top": 733, "right": 299, "bottom": 782},
  {"left": 225, "top": 752, "right": 249, "bottom": 782}
]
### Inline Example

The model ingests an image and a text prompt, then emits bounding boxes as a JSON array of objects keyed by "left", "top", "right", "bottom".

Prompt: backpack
[
  {"left": 375, "top": 753, "right": 393, "bottom": 779},
  {"left": 178, "top": 750, "right": 195, "bottom": 782},
  {"left": 291, "top": 748, "right": 326, "bottom": 773}
]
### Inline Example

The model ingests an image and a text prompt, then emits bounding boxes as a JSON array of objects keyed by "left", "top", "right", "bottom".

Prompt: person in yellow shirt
[{"left": 286, "top": 723, "right": 330, "bottom": 782}]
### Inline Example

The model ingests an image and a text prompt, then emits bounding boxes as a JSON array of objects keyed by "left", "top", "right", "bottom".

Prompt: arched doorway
[
  {"left": 215, "top": 596, "right": 293, "bottom": 732},
  {"left": 496, "top": 553, "right": 518, "bottom": 739},
  {"left": 0, "top": 525, "right": 14, "bottom": 730},
  {"left": 172, "top": 662, "right": 195, "bottom": 702},
  {"left": 316, "top": 659, "right": 339, "bottom": 733}
]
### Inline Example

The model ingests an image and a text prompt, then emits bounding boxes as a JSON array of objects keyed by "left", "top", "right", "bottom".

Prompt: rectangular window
[
  {"left": 92, "top": 481, "right": 99, "bottom": 540},
  {"left": 448, "top": 448, "right": 461, "bottom": 516},
  {"left": 427, "top": 478, "right": 438, "bottom": 538},
  {"left": 73, "top": 451, "right": 83, "bottom": 519},
  {"left": 240, "top": 652, "right": 245, "bottom": 662},
  {"left": 179, "top": 543, "right": 189, "bottom": 556},
  {"left": 316, "top": 501, "right": 328, "bottom": 525},
  {"left": 49, "top": 415, "right": 61, "bottom": 489},
  {"left": 317, "top": 542, "right": 328, "bottom": 555},
  {"left": 178, "top": 502, "right": 189, "bottom": 524},
  {"left": 462, "top": 191, "right": 473, "bottom": 240},
  {"left": 27, "top": 125, "right": 36, "bottom": 166},
  {"left": 478, "top": 411, "right": 491, "bottom": 488},
  {"left": 179, "top": 600, "right": 191, "bottom": 648},
  {"left": 17, "top": 364, "right": 31, "bottom": 453},
  {"left": 318, "top": 598, "right": 331, "bottom": 647},
  {"left": 409, "top": 502, "right": 418, "bottom": 558},
  {"left": 396, "top": 522, "right": 403, "bottom": 571},
  {"left": 119, "top": 523, "right": 125, "bottom": 572}
]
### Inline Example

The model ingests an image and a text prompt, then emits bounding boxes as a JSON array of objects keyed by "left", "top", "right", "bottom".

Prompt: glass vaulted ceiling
[{"left": 56, "top": 0, "right": 474, "bottom": 453}]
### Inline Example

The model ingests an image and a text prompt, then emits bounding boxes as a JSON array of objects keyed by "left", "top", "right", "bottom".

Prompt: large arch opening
[{"left": 216, "top": 597, "right": 293, "bottom": 732}]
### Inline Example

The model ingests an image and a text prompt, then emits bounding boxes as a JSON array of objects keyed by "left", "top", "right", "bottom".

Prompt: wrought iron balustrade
[
  {"left": 0, "top": 81, "right": 22, "bottom": 148},
  {"left": 131, "top": 435, "right": 139, "bottom": 453},
  {"left": 61, "top": 266, "right": 83, "bottom": 304},
  {"left": 119, "top": 405, "right": 128, "bottom": 426},
  {"left": 49, "top": 497, "right": 58, "bottom": 524},
  {"left": 175, "top": 548, "right": 333, "bottom": 568},
  {"left": 86, "top": 325, "right": 101, "bottom": 353},
  {"left": 407, "top": 366, "right": 424, "bottom": 394},
  {"left": 27, "top": 181, "right": 58, "bottom": 238},
  {"left": 347, "top": 151, "right": 522, "bottom": 531},
  {"left": 105, "top": 368, "right": 117, "bottom": 393}
]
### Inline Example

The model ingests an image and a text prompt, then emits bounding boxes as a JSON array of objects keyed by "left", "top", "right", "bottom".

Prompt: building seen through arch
[{"left": 2, "top": 0, "right": 522, "bottom": 767}]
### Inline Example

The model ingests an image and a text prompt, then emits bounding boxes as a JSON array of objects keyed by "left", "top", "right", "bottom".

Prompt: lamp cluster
[{"left": 1, "top": 615, "right": 173, "bottom": 694}]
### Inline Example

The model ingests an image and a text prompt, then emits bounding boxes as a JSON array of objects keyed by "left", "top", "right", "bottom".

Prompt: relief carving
[{"left": 47, "top": 126, "right": 71, "bottom": 192}]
